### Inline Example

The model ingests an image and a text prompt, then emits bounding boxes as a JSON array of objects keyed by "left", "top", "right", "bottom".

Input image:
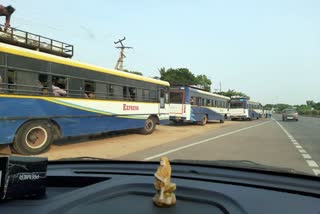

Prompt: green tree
[
  {"left": 123, "top": 69, "right": 143, "bottom": 76},
  {"left": 159, "top": 67, "right": 197, "bottom": 86},
  {"left": 313, "top": 102, "right": 320, "bottom": 110},
  {"left": 273, "top": 104, "right": 292, "bottom": 113},
  {"left": 306, "top": 100, "right": 315, "bottom": 106},
  {"left": 295, "top": 104, "right": 312, "bottom": 114},
  {"left": 264, "top": 104, "right": 274, "bottom": 110},
  {"left": 195, "top": 74, "right": 212, "bottom": 92},
  {"left": 216, "top": 89, "right": 248, "bottom": 98}
]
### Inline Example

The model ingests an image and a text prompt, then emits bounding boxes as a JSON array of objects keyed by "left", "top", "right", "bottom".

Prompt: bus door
[{"left": 159, "top": 87, "right": 170, "bottom": 114}]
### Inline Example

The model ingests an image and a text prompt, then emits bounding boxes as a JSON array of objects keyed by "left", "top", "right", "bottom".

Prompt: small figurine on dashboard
[{"left": 153, "top": 156, "right": 176, "bottom": 207}]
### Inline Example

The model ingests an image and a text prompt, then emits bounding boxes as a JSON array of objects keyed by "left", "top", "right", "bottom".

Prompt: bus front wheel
[
  {"left": 140, "top": 117, "right": 157, "bottom": 135},
  {"left": 200, "top": 115, "right": 208, "bottom": 126},
  {"left": 13, "top": 120, "right": 54, "bottom": 155}
]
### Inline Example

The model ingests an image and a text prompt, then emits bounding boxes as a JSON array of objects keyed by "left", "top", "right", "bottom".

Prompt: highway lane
[
  {"left": 273, "top": 114, "right": 320, "bottom": 175},
  {"left": 120, "top": 118, "right": 315, "bottom": 175}
]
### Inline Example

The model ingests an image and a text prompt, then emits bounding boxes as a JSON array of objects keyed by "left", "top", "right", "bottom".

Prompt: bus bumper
[
  {"left": 169, "top": 116, "right": 187, "bottom": 121},
  {"left": 230, "top": 115, "right": 248, "bottom": 119},
  {"left": 159, "top": 119, "right": 170, "bottom": 125}
]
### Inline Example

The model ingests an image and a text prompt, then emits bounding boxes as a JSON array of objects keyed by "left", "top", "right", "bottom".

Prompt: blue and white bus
[
  {"left": 169, "top": 86, "right": 230, "bottom": 125},
  {"left": 229, "top": 96, "right": 262, "bottom": 120},
  {"left": 0, "top": 42, "right": 170, "bottom": 155}
]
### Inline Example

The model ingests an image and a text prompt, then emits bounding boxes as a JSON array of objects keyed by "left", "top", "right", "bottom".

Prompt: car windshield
[
  {"left": 285, "top": 110, "right": 297, "bottom": 114},
  {"left": 1, "top": 1, "right": 320, "bottom": 179}
]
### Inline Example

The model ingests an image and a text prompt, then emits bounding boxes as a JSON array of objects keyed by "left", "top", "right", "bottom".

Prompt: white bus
[
  {"left": 0, "top": 41, "right": 170, "bottom": 155},
  {"left": 169, "top": 86, "right": 230, "bottom": 125},
  {"left": 229, "top": 96, "right": 263, "bottom": 120}
]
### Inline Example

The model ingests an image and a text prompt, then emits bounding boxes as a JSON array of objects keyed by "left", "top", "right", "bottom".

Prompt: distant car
[{"left": 282, "top": 109, "right": 298, "bottom": 121}]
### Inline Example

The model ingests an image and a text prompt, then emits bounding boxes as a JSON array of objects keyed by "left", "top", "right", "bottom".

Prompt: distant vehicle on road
[
  {"left": 169, "top": 86, "right": 230, "bottom": 125},
  {"left": 282, "top": 109, "right": 299, "bottom": 121},
  {"left": 0, "top": 42, "right": 170, "bottom": 155},
  {"left": 229, "top": 96, "right": 263, "bottom": 121}
]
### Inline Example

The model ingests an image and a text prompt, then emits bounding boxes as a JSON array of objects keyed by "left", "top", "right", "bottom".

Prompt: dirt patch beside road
[{"left": 36, "top": 121, "right": 236, "bottom": 160}]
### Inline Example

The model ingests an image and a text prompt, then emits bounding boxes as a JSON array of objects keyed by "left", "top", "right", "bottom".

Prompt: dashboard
[{"left": 1, "top": 161, "right": 320, "bottom": 214}]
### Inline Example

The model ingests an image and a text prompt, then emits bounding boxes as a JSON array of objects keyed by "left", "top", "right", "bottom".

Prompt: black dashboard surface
[{"left": 1, "top": 161, "right": 320, "bottom": 214}]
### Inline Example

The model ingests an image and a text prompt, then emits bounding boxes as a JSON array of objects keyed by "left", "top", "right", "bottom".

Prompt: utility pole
[
  {"left": 114, "top": 37, "right": 133, "bottom": 71},
  {"left": 219, "top": 81, "right": 222, "bottom": 92}
]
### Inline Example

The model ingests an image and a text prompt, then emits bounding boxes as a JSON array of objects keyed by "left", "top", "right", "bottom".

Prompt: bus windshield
[
  {"left": 230, "top": 102, "right": 244, "bottom": 109},
  {"left": 170, "top": 92, "right": 183, "bottom": 104}
]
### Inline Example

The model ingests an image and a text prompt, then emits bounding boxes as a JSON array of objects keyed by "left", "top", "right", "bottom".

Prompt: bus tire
[
  {"left": 200, "top": 115, "right": 208, "bottom": 126},
  {"left": 13, "top": 120, "right": 53, "bottom": 155},
  {"left": 220, "top": 119, "right": 225, "bottom": 123},
  {"left": 140, "top": 117, "right": 157, "bottom": 135}
]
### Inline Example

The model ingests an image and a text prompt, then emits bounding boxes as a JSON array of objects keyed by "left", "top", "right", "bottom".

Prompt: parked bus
[
  {"left": 169, "top": 86, "right": 230, "bottom": 125},
  {"left": 229, "top": 96, "right": 262, "bottom": 120},
  {"left": 0, "top": 42, "right": 170, "bottom": 155}
]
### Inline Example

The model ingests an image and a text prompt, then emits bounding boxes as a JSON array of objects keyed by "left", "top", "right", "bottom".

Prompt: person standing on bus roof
[{"left": 0, "top": 5, "right": 15, "bottom": 32}]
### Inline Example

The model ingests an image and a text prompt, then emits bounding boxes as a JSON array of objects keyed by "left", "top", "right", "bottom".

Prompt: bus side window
[
  {"left": 8, "top": 70, "right": 16, "bottom": 93},
  {"left": 165, "top": 88, "right": 169, "bottom": 104},
  {"left": 68, "top": 78, "right": 83, "bottom": 98},
  {"left": 129, "top": 87, "right": 137, "bottom": 101},
  {"left": 84, "top": 81, "right": 96, "bottom": 99},
  {"left": 113, "top": 85, "right": 123, "bottom": 100},
  {"left": 95, "top": 82, "right": 106, "bottom": 99},
  {"left": 137, "top": 88, "right": 143, "bottom": 101},
  {"left": 52, "top": 76, "right": 67, "bottom": 97},
  {"left": 195, "top": 97, "right": 199, "bottom": 106},
  {"left": 108, "top": 84, "right": 114, "bottom": 98},
  {"left": 39, "top": 74, "right": 49, "bottom": 95},
  {"left": 123, "top": 86, "right": 128, "bottom": 100},
  {"left": 190, "top": 96, "right": 194, "bottom": 105},
  {"left": 143, "top": 89, "right": 150, "bottom": 101},
  {"left": 159, "top": 88, "right": 165, "bottom": 108},
  {"left": 206, "top": 99, "right": 211, "bottom": 106},
  {"left": 150, "top": 90, "right": 157, "bottom": 102},
  {"left": 0, "top": 69, "right": 5, "bottom": 93}
]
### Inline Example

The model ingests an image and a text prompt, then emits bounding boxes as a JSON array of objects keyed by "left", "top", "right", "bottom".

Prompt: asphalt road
[{"left": 121, "top": 116, "right": 320, "bottom": 176}]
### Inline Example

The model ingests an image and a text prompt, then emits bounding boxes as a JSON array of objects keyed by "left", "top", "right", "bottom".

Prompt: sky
[{"left": 2, "top": 0, "right": 320, "bottom": 104}]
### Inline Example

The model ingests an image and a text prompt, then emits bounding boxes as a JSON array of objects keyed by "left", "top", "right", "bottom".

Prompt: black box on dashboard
[{"left": 0, "top": 156, "right": 48, "bottom": 199}]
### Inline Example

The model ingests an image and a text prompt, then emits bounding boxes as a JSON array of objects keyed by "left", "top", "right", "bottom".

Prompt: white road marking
[
  {"left": 273, "top": 118, "right": 319, "bottom": 176},
  {"left": 306, "top": 160, "right": 319, "bottom": 168},
  {"left": 313, "top": 169, "right": 320, "bottom": 176},
  {"left": 144, "top": 120, "right": 272, "bottom": 161},
  {"left": 302, "top": 154, "right": 312, "bottom": 159},
  {"left": 299, "top": 149, "right": 307, "bottom": 154}
]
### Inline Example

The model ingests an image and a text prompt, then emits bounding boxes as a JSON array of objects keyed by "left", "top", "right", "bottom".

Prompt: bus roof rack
[
  {"left": 231, "top": 95, "right": 251, "bottom": 100},
  {"left": 0, "top": 24, "right": 73, "bottom": 58}
]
